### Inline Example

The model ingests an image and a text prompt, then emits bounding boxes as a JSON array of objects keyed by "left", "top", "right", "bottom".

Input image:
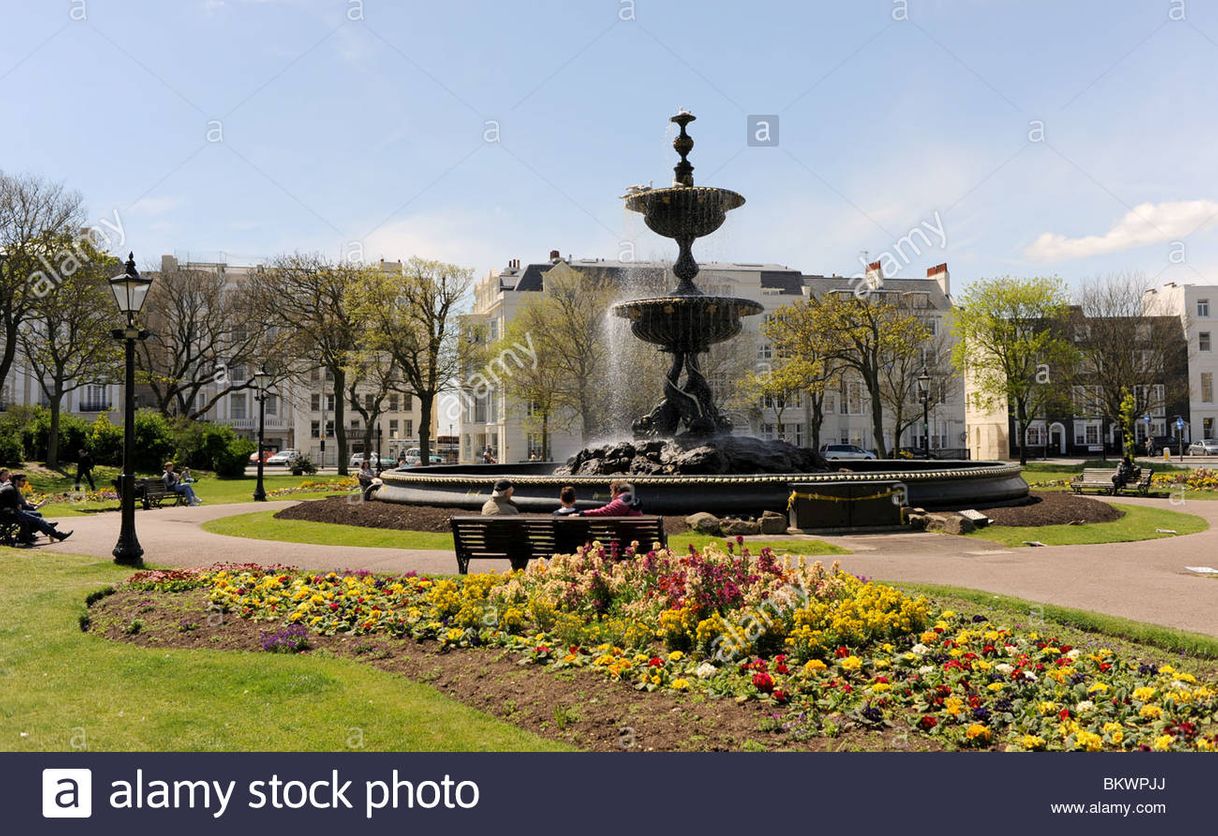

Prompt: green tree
[
  {"left": 951, "top": 276, "right": 1079, "bottom": 466},
  {"left": 761, "top": 300, "right": 840, "bottom": 450},
  {"left": 19, "top": 241, "right": 122, "bottom": 468}
]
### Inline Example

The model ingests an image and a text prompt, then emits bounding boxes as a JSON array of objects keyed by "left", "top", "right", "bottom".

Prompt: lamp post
[
  {"left": 109, "top": 253, "right": 152, "bottom": 566},
  {"left": 375, "top": 421, "right": 383, "bottom": 473},
  {"left": 917, "top": 369, "right": 931, "bottom": 459},
  {"left": 253, "top": 367, "right": 271, "bottom": 501}
]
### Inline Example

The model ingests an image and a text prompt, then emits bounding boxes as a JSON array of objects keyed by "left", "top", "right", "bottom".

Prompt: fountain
[{"left": 375, "top": 111, "right": 1029, "bottom": 516}]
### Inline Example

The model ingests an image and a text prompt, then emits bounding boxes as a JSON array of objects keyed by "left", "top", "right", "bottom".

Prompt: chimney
[
  {"left": 927, "top": 262, "right": 949, "bottom": 297},
  {"left": 865, "top": 260, "right": 883, "bottom": 288},
  {"left": 549, "top": 249, "right": 561, "bottom": 264}
]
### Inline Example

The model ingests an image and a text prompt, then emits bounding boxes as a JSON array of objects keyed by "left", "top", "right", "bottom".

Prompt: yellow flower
[
  {"left": 839, "top": 656, "right": 862, "bottom": 672},
  {"left": 987, "top": 682, "right": 1005, "bottom": 692},
  {"left": 1152, "top": 734, "right": 1174, "bottom": 752},
  {"left": 667, "top": 650, "right": 685, "bottom": 662},
  {"left": 1073, "top": 731, "right": 1103, "bottom": 752},
  {"left": 1139, "top": 704, "right": 1163, "bottom": 720},
  {"left": 1086, "top": 682, "right": 1109, "bottom": 694},
  {"left": 965, "top": 724, "right": 991, "bottom": 742},
  {"left": 1132, "top": 687, "right": 1156, "bottom": 702},
  {"left": 869, "top": 682, "right": 892, "bottom": 693},
  {"left": 1102, "top": 722, "right": 1122, "bottom": 733},
  {"left": 944, "top": 697, "right": 965, "bottom": 716},
  {"left": 804, "top": 659, "right": 827, "bottom": 673},
  {"left": 670, "top": 678, "right": 690, "bottom": 691},
  {"left": 1019, "top": 734, "right": 1046, "bottom": 751},
  {"left": 1111, "top": 730, "right": 1124, "bottom": 745},
  {"left": 1198, "top": 738, "right": 1215, "bottom": 752}
]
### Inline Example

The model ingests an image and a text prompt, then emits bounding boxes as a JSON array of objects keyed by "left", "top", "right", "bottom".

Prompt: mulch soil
[
  {"left": 276, "top": 496, "right": 692, "bottom": 535},
  {"left": 982, "top": 491, "right": 1123, "bottom": 527},
  {"left": 88, "top": 589, "right": 940, "bottom": 753}
]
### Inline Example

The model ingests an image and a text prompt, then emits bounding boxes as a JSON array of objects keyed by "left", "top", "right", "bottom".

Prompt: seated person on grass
[{"left": 579, "top": 479, "right": 642, "bottom": 517}]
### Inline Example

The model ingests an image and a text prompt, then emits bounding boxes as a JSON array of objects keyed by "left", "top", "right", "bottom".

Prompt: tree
[
  {"left": 505, "top": 263, "right": 617, "bottom": 443},
  {"left": 137, "top": 262, "right": 284, "bottom": 419},
  {"left": 489, "top": 316, "right": 566, "bottom": 460},
  {"left": 760, "top": 300, "right": 840, "bottom": 450},
  {"left": 356, "top": 258, "right": 473, "bottom": 465},
  {"left": 19, "top": 240, "right": 122, "bottom": 468},
  {"left": 1074, "top": 271, "right": 1186, "bottom": 455},
  {"left": 344, "top": 348, "right": 404, "bottom": 461},
  {"left": 252, "top": 254, "right": 362, "bottom": 475},
  {"left": 951, "top": 276, "right": 1079, "bottom": 466},
  {"left": 0, "top": 172, "right": 87, "bottom": 395},
  {"left": 807, "top": 292, "right": 929, "bottom": 457},
  {"left": 878, "top": 329, "right": 956, "bottom": 453}
]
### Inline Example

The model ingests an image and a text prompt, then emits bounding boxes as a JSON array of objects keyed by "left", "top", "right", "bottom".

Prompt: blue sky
[{"left": 4, "top": 0, "right": 1218, "bottom": 290}]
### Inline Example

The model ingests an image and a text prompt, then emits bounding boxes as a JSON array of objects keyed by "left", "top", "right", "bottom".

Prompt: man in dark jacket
[
  {"left": 0, "top": 472, "right": 71, "bottom": 543},
  {"left": 74, "top": 448, "right": 96, "bottom": 491}
]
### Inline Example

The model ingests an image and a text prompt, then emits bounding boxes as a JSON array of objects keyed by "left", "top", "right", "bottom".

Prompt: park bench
[
  {"left": 0, "top": 508, "right": 23, "bottom": 547},
  {"left": 449, "top": 515, "right": 667, "bottom": 574},
  {"left": 1070, "top": 466, "right": 1153, "bottom": 497},
  {"left": 113, "top": 477, "right": 189, "bottom": 510}
]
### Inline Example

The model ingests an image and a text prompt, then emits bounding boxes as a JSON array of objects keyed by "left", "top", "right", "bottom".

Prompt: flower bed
[{"left": 126, "top": 541, "right": 1218, "bottom": 752}]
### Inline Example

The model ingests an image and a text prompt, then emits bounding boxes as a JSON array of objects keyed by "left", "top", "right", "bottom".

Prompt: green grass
[
  {"left": 202, "top": 509, "right": 848, "bottom": 556},
  {"left": 964, "top": 502, "right": 1208, "bottom": 547},
  {"left": 0, "top": 552, "right": 567, "bottom": 751},
  {"left": 893, "top": 582, "right": 1218, "bottom": 660},
  {"left": 38, "top": 473, "right": 353, "bottom": 519}
]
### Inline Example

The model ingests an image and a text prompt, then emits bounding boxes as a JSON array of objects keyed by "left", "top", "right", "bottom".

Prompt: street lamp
[
  {"left": 375, "top": 421, "right": 383, "bottom": 473},
  {"left": 917, "top": 368, "right": 932, "bottom": 459},
  {"left": 253, "top": 367, "right": 271, "bottom": 501},
  {"left": 109, "top": 252, "right": 152, "bottom": 566}
]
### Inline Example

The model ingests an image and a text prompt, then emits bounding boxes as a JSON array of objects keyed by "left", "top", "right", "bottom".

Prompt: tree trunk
[
  {"left": 418, "top": 393, "right": 434, "bottom": 464},
  {"left": 0, "top": 330, "right": 18, "bottom": 402},
  {"left": 333, "top": 367, "right": 348, "bottom": 475},
  {"left": 47, "top": 392, "right": 62, "bottom": 469},
  {"left": 1016, "top": 400, "right": 1028, "bottom": 466},
  {"left": 868, "top": 377, "right": 887, "bottom": 458},
  {"left": 542, "top": 412, "right": 550, "bottom": 461}
]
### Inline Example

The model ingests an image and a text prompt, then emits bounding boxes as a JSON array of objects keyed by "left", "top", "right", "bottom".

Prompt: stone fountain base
[{"left": 555, "top": 434, "right": 828, "bottom": 476}]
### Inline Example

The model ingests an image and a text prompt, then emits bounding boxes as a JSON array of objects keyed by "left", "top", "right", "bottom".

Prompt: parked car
[
  {"left": 819, "top": 443, "right": 877, "bottom": 461},
  {"left": 266, "top": 449, "right": 301, "bottom": 466},
  {"left": 248, "top": 450, "right": 274, "bottom": 464},
  {"left": 348, "top": 453, "right": 397, "bottom": 469},
  {"left": 401, "top": 453, "right": 445, "bottom": 467},
  {"left": 1187, "top": 439, "right": 1218, "bottom": 456}
]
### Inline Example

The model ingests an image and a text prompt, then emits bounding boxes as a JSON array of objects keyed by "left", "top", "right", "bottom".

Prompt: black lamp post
[
  {"left": 375, "top": 421, "right": 383, "bottom": 473},
  {"left": 917, "top": 369, "right": 932, "bottom": 460},
  {"left": 253, "top": 367, "right": 271, "bottom": 501},
  {"left": 109, "top": 253, "right": 152, "bottom": 566}
]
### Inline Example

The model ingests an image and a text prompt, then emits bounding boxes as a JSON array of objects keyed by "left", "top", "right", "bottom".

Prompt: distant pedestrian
[
  {"left": 74, "top": 448, "right": 96, "bottom": 491},
  {"left": 482, "top": 446, "right": 497, "bottom": 464}
]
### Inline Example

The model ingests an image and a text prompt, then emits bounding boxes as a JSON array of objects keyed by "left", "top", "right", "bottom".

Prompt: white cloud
[
  {"left": 127, "top": 196, "right": 181, "bottom": 216},
  {"left": 1025, "top": 200, "right": 1218, "bottom": 261}
]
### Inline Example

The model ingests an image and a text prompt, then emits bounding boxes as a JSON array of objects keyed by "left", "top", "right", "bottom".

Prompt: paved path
[{"left": 34, "top": 496, "right": 1218, "bottom": 637}]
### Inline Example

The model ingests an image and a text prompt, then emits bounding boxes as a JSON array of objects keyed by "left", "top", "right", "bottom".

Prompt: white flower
[
  {"left": 1067, "top": 649, "right": 1081, "bottom": 659},
  {"left": 1075, "top": 700, "right": 1095, "bottom": 713},
  {"left": 695, "top": 662, "right": 717, "bottom": 679},
  {"left": 1021, "top": 670, "right": 1038, "bottom": 682},
  {"left": 918, "top": 665, "right": 935, "bottom": 675},
  {"left": 911, "top": 643, "right": 930, "bottom": 656},
  {"left": 995, "top": 663, "right": 1014, "bottom": 675}
]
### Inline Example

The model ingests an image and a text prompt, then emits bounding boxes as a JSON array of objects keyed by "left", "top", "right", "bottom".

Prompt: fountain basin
[
  {"left": 375, "top": 460, "right": 1029, "bottom": 516},
  {"left": 612, "top": 294, "right": 764, "bottom": 351},
  {"left": 625, "top": 185, "right": 745, "bottom": 240}
]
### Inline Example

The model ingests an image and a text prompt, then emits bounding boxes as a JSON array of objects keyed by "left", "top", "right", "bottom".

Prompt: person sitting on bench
[
  {"left": 162, "top": 461, "right": 201, "bottom": 506},
  {"left": 552, "top": 485, "right": 580, "bottom": 516},
  {"left": 0, "top": 471, "right": 71, "bottom": 543},
  {"left": 1112, "top": 456, "right": 1139, "bottom": 491},
  {"left": 579, "top": 479, "right": 643, "bottom": 517},
  {"left": 481, "top": 479, "right": 520, "bottom": 516}
]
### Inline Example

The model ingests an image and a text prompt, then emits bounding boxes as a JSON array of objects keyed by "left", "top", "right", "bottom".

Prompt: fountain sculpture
[
  {"left": 613, "top": 110, "right": 762, "bottom": 437},
  {"left": 374, "top": 111, "right": 1029, "bottom": 514}
]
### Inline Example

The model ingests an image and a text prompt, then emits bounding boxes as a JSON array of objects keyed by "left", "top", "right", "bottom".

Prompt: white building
[
  {"left": 1144, "top": 281, "right": 1216, "bottom": 441},
  {"left": 458, "top": 253, "right": 964, "bottom": 463}
]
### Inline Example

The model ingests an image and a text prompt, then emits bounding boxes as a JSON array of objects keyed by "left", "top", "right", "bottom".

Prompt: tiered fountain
[{"left": 376, "top": 111, "right": 1028, "bottom": 514}]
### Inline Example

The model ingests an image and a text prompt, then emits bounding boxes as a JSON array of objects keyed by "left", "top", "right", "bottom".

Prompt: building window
[
  {"left": 310, "top": 420, "right": 320, "bottom": 438},
  {"left": 310, "top": 393, "right": 321, "bottom": 411},
  {"left": 265, "top": 394, "right": 277, "bottom": 416},
  {"left": 758, "top": 343, "right": 772, "bottom": 361},
  {"left": 404, "top": 419, "right": 413, "bottom": 439},
  {"left": 1203, "top": 373, "right": 1214, "bottom": 404},
  {"left": 1198, "top": 299, "right": 1210, "bottom": 318},
  {"left": 388, "top": 393, "right": 399, "bottom": 411},
  {"left": 1085, "top": 424, "right": 1099, "bottom": 445},
  {"left": 1201, "top": 332, "right": 1212, "bottom": 352},
  {"left": 230, "top": 393, "right": 247, "bottom": 420},
  {"left": 389, "top": 418, "right": 399, "bottom": 437}
]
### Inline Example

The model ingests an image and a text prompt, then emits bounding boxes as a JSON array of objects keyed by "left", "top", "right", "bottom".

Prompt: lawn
[
  {"left": 201, "top": 509, "right": 849, "bottom": 556},
  {"left": 34, "top": 471, "right": 353, "bottom": 519},
  {"left": 0, "top": 552, "right": 566, "bottom": 751},
  {"left": 965, "top": 502, "right": 1208, "bottom": 547}
]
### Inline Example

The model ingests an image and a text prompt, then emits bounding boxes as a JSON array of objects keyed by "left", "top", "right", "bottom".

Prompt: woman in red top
[{"left": 579, "top": 479, "right": 642, "bottom": 516}]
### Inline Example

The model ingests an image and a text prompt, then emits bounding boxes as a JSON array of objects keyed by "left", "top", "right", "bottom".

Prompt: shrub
[
  {"left": 87, "top": 415, "right": 124, "bottom": 466},
  {"left": 291, "top": 455, "right": 318, "bottom": 475},
  {"left": 172, "top": 420, "right": 255, "bottom": 477},
  {"left": 132, "top": 410, "right": 176, "bottom": 473},
  {"left": 0, "top": 430, "right": 23, "bottom": 466},
  {"left": 215, "top": 437, "right": 257, "bottom": 478}
]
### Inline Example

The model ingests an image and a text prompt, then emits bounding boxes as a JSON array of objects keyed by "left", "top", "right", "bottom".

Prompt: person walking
[{"left": 74, "top": 448, "right": 96, "bottom": 491}]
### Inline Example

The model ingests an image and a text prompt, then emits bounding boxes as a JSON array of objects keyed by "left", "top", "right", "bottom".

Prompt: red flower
[
  {"left": 968, "top": 695, "right": 982, "bottom": 709},
  {"left": 752, "top": 672, "right": 774, "bottom": 692},
  {"left": 873, "top": 676, "right": 890, "bottom": 684},
  {"left": 648, "top": 656, "right": 664, "bottom": 667},
  {"left": 1099, "top": 662, "right": 1112, "bottom": 672},
  {"left": 835, "top": 646, "right": 851, "bottom": 658},
  {"left": 1058, "top": 708, "right": 1070, "bottom": 720},
  {"left": 328, "top": 602, "right": 339, "bottom": 610},
  {"left": 775, "top": 661, "right": 790, "bottom": 674},
  {"left": 919, "top": 715, "right": 938, "bottom": 729},
  {"left": 841, "top": 683, "right": 854, "bottom": 694},
  {"left": 772, "top": 688, "right": 790, "bottom": 704}
]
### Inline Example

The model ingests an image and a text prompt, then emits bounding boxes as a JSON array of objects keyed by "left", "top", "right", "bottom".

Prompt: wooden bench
[
  {"left": 1070, "top": 466, "right": 1153, "bottom": 497},
  {"left": 449, "top": 515, "right": 667, "bottom": 575},
  {"left": 113, "top": 477, "right": 189, "bottom": 510},
  {"left": 0, "top": 509, "right": 24, "bottom": 547}
]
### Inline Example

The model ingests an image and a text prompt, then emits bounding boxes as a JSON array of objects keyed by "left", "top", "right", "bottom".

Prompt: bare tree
[
  {"left": 137, "top": 263, "right": 282, "bottom": 418},
  {"left": 344, "top": 349, "right": 405, "bottom": 462},
  {"left": 357, "top": 258, "right": 473, "bottom": 465},
  {"left": 0, "top": 172, "right": 87, "bottom": 393},
  {"left": 20, "top": 241, "right": 122, "bottom": 467},
  {"left": 879, "top": 329, "right": 955, "bottom": 453},
  {"left": 252, "top": 254, "right": 362, "bottom": 475},
  {"left": 1075, "top": 271, "right": 1188, "bottom": 453}
]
